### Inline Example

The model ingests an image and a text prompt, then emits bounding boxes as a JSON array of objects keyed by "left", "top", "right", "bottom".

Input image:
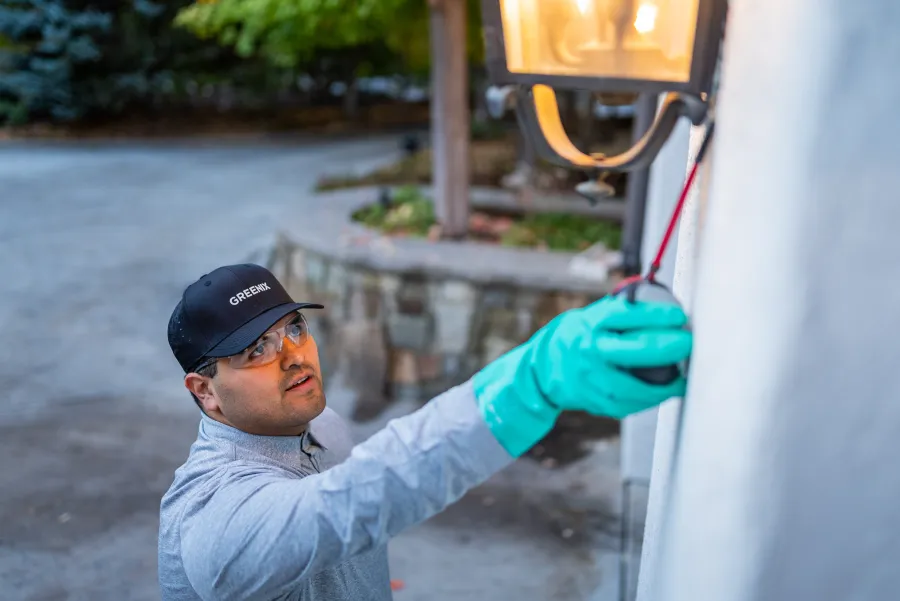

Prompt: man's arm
[{"left": 180, "top": 380, "right": 514, "bottom": 601}]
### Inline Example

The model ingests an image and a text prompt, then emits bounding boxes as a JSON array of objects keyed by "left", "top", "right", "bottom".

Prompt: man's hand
[{"left": 473, "top": 294, "right": 692, "bottom": 457}]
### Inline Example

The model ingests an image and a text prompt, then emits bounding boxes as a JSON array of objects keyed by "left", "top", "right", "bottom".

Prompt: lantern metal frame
[{"left": 480, "top": 0, "right": 728, "bottom": 172}]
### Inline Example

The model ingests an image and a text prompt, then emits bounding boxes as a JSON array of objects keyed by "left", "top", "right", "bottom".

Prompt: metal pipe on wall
[
  {"left": 633, "top": 120, "right": 712, "bottom": 601},
  {"left": 618, "top": 102, "right": 693, "bottom": 601}
]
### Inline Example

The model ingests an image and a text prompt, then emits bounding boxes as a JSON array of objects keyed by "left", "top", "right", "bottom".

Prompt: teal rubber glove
[{"left": 473, "top": 294, "right": 692, "bottom": 457}]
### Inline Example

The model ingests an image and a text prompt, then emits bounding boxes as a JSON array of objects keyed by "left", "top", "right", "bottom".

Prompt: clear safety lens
[{"left": 229, "top": 313, "right": 310, "bottom": 369}]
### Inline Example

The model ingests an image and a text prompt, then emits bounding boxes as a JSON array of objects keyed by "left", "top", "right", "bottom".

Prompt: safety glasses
[{"left": 195, "top": 312, "right": 310, "bottom": 372}]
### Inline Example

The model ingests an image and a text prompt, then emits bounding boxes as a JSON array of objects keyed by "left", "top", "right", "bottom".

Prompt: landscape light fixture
[{"left": 480, "top": 0, "right": 727, "bottom": 171}]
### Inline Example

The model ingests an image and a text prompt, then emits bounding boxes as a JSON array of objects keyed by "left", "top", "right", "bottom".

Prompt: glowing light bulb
[
  {"left": 634, "top": 2, "right": 659, "bottom": 34},
  {"left": 575, "top": 0, "right": 591, "bottom": 15}
]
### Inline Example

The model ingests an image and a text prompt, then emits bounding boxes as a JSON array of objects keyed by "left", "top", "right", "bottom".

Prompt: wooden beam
[{"left": 429, "top": 0, "right": 470, "bottom": 239}]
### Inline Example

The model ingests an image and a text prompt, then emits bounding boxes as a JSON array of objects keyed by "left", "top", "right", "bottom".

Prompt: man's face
[{"left": 186, "top": 312, "right": 326, "bottom": 436}]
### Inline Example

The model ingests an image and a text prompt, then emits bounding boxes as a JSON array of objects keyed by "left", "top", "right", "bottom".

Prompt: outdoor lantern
[{"left": 480, "top": 0, "right": 728, "bottom": 171}]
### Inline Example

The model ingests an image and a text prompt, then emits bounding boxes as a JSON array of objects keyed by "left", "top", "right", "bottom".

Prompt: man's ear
[{"left": 185, "top": 372, "right": 220, "bottom": 413}]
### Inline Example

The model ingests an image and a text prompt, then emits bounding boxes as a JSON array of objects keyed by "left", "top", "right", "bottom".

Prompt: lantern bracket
[
  {"left": 486, "top": 85, "right": 517, "bottom": 119},
  {"left": 498, "top": 84, "right": 708, "bottom": 173}
]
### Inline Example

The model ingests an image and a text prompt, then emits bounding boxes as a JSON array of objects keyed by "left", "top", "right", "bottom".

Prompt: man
[{"left": 159, "top": 263, "right": 691, "bottom": 601}]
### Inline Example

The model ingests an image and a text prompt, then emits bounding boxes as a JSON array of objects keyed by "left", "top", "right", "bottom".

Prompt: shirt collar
[{"left": 199, "top": 413, "right": 327, "bottom": 465}]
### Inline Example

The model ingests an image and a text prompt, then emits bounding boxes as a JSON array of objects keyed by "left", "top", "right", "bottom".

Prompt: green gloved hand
[{"left": 473, "top": 294, "right": 692, "bottom": 457}]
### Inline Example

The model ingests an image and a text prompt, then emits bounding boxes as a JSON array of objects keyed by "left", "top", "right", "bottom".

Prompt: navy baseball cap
[{"left": 168, "top": 263, "right": 323, "bottom": 372}]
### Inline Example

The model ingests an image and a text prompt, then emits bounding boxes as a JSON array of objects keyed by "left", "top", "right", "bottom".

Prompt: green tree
[
  {"left": 0, "top": 0, "right": 111, "bottom": 123},
  {"left": 175, "top": 0, "right": 484, "bottom": 76},
  {"left": 0, "top": 0, "right": 297, "bottom": 125}
]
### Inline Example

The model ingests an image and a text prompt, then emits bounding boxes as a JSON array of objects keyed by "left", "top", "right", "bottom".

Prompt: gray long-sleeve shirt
[{"left": 158, "top": 380, "right": 514, "bottom": 601}]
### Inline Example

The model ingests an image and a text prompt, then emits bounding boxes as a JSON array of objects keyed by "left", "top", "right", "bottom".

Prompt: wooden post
[{"left": 429, "top": 0, "right": 470, "bottom": 239}]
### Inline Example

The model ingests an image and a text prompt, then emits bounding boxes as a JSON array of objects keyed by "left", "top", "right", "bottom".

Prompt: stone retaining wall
[
  {"left": 258, "top": 185, "right": 622, "bottom": 423},
  {"left": 268, "top": 238, "right": 607, "bottom": 421}
]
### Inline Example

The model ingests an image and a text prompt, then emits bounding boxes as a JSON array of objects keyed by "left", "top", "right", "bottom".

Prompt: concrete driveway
[{"left": 0, "top": 135, "right": 622, "bottom": 601}]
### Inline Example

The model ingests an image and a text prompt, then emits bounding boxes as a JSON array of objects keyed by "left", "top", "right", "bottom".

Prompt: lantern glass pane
[{"left": 499, "top": 0, "right": 699, "bottom": 82}]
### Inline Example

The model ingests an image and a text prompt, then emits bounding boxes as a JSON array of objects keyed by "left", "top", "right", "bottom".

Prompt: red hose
[{"left": 646, "top": 121, "right": 716, "bottom": 281}]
